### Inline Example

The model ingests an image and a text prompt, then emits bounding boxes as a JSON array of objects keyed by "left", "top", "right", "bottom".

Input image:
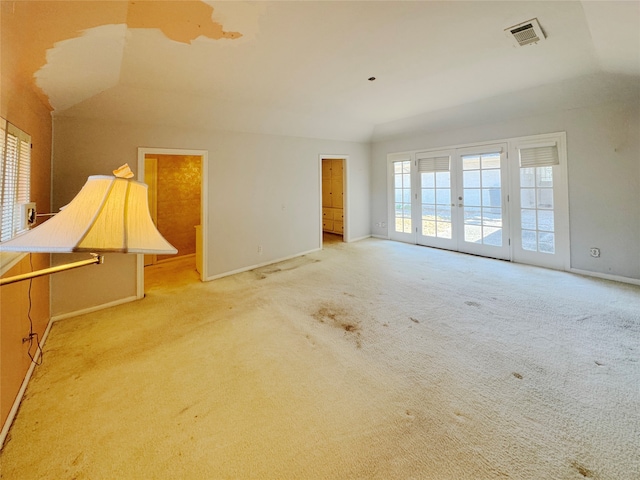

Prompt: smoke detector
[{"left": 505, "top": 18, "right": 546, "bottom": 47}]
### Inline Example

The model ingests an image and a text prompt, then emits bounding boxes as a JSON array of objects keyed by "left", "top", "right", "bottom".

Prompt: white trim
[
  {"left": 204, "top": 248, "right": 321, "bottom": 281},
  {"left": 50, "top": 295, "right": 138, "bottom": 322},
  {"left": 347, "top": 234, "right": 372, "bottom": 243},
  {"left": 0, "top": 316, "right": 54, "bottom": 450},
  {"left": 569, "top": 268, "right": 640, "bottom": 286},
  {"left": 136, "top": 147, "right": 208, "bottom": 297},
  {"left": 371, "top": 234, "right": 390, "bottom": 240}
]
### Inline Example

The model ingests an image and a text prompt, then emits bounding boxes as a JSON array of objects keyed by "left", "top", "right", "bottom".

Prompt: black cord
[{"left": 25, "top": 253, "right": 43, "bottom": 365}]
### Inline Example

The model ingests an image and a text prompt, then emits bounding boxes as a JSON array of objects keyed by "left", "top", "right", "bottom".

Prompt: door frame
[
  {"left": 136, "top": 147, "right": 208, "bottom": 298},
  {"left": 318, "top": 154, "right": 348, "bottom": 246}
]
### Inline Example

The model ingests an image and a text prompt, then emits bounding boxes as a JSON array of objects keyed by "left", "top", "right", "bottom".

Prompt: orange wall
[
  {"left": 156, "top": 155, "right": 201, "bottom": 262},
  {"left": 1, "top": 2, "right": 53, "bottom": 431}
]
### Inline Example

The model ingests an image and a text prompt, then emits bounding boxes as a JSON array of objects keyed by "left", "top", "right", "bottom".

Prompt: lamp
[{"left": 0, "top": 164, "right": 177, "bottom": 286}]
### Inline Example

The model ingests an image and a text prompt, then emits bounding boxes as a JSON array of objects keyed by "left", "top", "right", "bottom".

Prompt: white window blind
[
  {"left": 1, "top": 119, "right": 31, "bottom": 242},
  {"left": 519, "top": 142, "right": 559, "bottom": 168},
  {"left": 417, "top": 156, "right": 450, "bottom": 173}
]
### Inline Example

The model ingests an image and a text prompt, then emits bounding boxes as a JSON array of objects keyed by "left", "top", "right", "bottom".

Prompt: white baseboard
[
  {"left": 205, "top": 248, "right": 322, "bottom": 281},
  {"left": 346, "top": 234, "right": 372, "bottom": 243},
  {"left": 0, "top": 316, "right": 54, "bottom": 450},
  {"left": 51, "top": 295, "right": 139, "bottom": 322},
  {"left": 371, "top": 234, "right": 390, "bottom": 240},
  {"left": 569, "top": 268, "right": 640, "bottom": 286}
]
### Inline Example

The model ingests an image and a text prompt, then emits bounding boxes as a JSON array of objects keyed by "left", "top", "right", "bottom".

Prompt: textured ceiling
[{"left": 8, "top": 1, "right": 640, "bottom": 142}]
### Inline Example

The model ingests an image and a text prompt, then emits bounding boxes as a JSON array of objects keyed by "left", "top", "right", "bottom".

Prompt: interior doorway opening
[
  {"left": 321, "top": 156, "right": 346, "bottom": 246},
  {"left": 137, "top": 148, "right": 208, "bottom": 298}
]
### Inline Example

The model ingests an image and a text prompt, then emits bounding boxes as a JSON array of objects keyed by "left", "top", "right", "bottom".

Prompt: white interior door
[{"left": 456, "top": 144, "right": 510, "bottom": 260}]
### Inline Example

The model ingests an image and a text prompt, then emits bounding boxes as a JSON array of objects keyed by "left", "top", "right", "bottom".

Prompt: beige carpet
[{"left": 1, "top": 237, "right": 639, "bottom": 479}]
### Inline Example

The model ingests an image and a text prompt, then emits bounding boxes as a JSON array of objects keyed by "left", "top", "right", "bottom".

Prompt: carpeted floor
[{"left": 1, "top": 237, "right": 639, "bottom": 479}]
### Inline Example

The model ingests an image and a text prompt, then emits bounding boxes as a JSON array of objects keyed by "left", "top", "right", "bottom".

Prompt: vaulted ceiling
[{"left": 6, "top": 1, "right": 640, "bottom": 142}]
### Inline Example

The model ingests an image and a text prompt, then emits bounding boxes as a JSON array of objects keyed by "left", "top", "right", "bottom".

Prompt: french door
[
  {"left": 388, "top": 133, "right": 569, "bottom": 269},
  {"left": 393, "top": 144, "right": 509, "bottom": 260}
]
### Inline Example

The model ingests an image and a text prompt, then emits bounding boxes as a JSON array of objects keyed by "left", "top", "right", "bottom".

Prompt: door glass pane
[
  {"left": 422, "top": 172, "right": 435, "bottom": 188},
  {"left": 463, "top": 156, "right": 480, "bottom": 170},
  {"left": 537, "top": 188, "right": 554, "bottom": 209},
  {"left": 393, "top": 160, "right": 412, "bottom": 233},
  {"left": 520, "top": 166, "right": 556, "bottom": 254},
  {"left": 461, "top": 152, "right": 502, "bottom": 247},
  {"left": 464, "top": 224, "right": 482, "bottom": 243},
  {"left": 421, "top": 170, "right": 450, "bottom": 239},
  {"left": 464, "top": 207, "right": 481, "bottom": 225},
  {"left": 435, "top": 172, "right": 450, "bottom": 188},
  {"left": 536, "top": 167, "right": 553, "bottom": 187},
  {"left": 538, "top": 210, "right": 554, "bottom": 232},
  {"left": 435, "top": 189, "right": 450, "bottom": 205},
  {"left": 481, "top": 155, "right": 501, "bottom": 169},
  {"left": 483, "top": 207, "right": 502, "bottom": 227},
  {"left": 483, "top": 227, "right": 502, "bottom": 246},
  {"left": 437, "top": 221, "right": 452, "bottom": 239},
  {"left": 482, "top": 189, "right": 501, "bottom": 208},
  {"left": 521, "top": 209, "right": 536, "bottom": 230},
  {"left": 521, "top": 189, "right": 536, "bottom": 208},
  {"left": 520, "top": 168, "right": 535, "bottom": 187},
  {"left": 463, "top": 170, "right": 480, "bottom": 187},
  {"left": 481, "top": 169, "right": 500, "bottom": 187},
  {"left": 538, "top": 232, "right": 555, "bottom": 253},
  {"left": 464, "top": 189, "right": 481, "bottom": 206},
  {"left": 522, "top": 230, "right": 537, "bottom": 251},
  {"left": 422, "top": 189, "right": 435, "bottom": 204}
]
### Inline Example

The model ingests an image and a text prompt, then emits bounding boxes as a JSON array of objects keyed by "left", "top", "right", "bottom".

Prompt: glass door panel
[
  {"left": 416, "top": 152, "right": 456, "bottom": 250},
  {"left": 388, "top": 156, "right": 415, "bottom": 243},
  {"left": 457, "top": 146, "right": 509, "bottom": 259}
]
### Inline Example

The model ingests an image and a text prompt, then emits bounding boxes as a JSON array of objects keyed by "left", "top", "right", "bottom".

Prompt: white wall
[
  {"left": 51, "top": 118, "right": 370, "bottom": 316},
  {"left": 371, "top": 100, "right": 640, "bottom": 281}
]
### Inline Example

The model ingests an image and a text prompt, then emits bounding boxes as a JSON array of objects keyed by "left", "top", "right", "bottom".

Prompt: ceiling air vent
[{"left": 505, "top": 18, "right": 546, "bottom": 47}]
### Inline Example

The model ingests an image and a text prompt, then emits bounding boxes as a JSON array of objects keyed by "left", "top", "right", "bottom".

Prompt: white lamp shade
[{"left": 0, "top": 176, "right": 177, "bottom": 254}]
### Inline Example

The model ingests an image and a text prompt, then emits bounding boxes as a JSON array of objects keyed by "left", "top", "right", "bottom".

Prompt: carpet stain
[
  {"left": 410, "top": 317, "right": 420, "bottom": 323},
  {"left": 571, "top": 461, "right": 594, "bottom": 478},
  {"left": 465, "top": 301, "right": 481, "bottom": 307},
  {"left": 312, "top": 305, "right": 362, "bottom": 347},
  {"left": 512, "top": 372, "right": 523, "bottom": 379},
  {"left": 254, "top": 256, "right": 320, "bottom": 280}
]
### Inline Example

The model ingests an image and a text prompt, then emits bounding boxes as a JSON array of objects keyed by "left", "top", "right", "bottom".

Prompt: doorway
[
  {"left": 136, "top": 148, "right": 208, "bottom": 298},
  {"left": 320, "top": 156, "right": 346, "bottom": 245}
]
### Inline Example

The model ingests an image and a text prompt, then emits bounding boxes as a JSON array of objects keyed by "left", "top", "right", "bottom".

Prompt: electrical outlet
[
  {"left": 258, "top": 245, "right": 263, "bottom": 255},
  {"left": 590, "top": 248, "right": 600, "bottom": 258}
]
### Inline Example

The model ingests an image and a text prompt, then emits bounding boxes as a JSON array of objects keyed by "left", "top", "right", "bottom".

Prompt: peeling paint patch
[
  {"left": 35, "top": 24, "right": 128, "bottom": 111},
  {"left": 126, "top": 0, "right": 242, "bottom": 44}
]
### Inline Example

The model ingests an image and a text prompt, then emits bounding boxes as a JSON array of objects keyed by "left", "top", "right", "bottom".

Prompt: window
[
  {"left": 393, "top": 159, "right": 412, "bottom": 234},
  {"left": 1, "top": 118, "right": 32, "bottom": 242},
  {"left": 518, "top": 142, "right": 560, "bottom": 254}
]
